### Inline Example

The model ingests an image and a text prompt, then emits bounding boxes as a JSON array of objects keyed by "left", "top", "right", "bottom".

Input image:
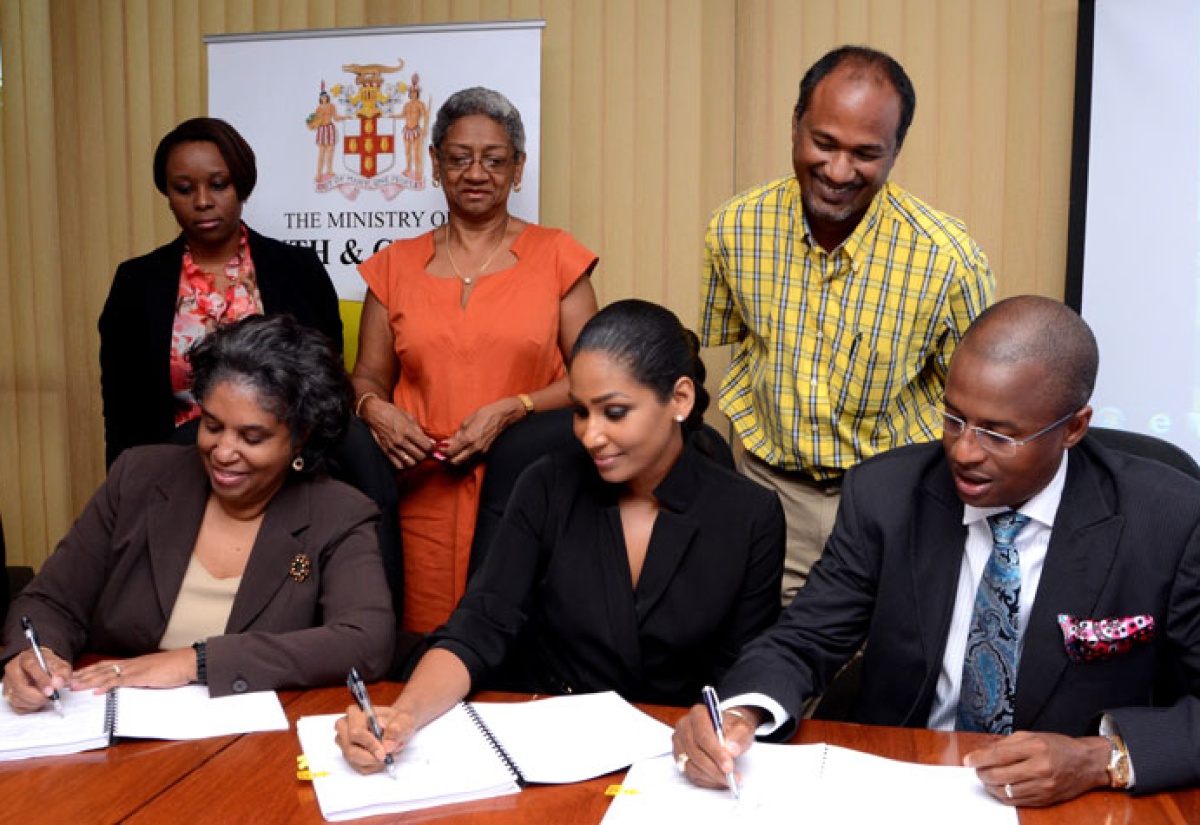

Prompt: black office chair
[
  {"left": 323, "top": 417, "right": 425, "bottom": 675},
  {"left": 467, "top": 409, "right": 581, "bottom": 582},
  {"left": 1086, "top": 427, "right": 1200, "bottom": 480}
]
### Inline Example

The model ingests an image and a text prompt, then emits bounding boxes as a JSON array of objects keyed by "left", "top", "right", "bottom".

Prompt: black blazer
[
  {"left": 99, "top": 226, "right": 343, "bottom": 467},
  {"left": 432, "top": 444, "right": 785, "bottom": 706},
  {"left": 722, "top": 436, "right": 1200, "bottom": 794}
]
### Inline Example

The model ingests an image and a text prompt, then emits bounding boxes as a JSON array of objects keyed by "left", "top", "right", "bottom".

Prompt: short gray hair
[{"left": 431, "top": 87, "right": 526, "bottom": 157}]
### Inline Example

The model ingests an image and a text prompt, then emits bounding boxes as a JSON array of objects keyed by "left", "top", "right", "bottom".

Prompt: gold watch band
[{"left": 1103, "top": 732, "right": 1132, "bottom": 789}]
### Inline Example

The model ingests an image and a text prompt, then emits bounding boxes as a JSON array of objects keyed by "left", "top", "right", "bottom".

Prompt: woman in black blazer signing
[
  {"left": 336, "top": 299, "right": 786, "bottom": 774},
  {"left": 99, "top": 117, "right": 342, "bottom": 467}
]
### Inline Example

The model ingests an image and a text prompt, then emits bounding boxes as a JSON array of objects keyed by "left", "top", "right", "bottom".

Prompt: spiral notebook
[
  {"left": 296, "top": 691, "right": 674, "bottom": 822},
  {"left": 0, "top": 684, "right": 288, "bottom": 761}
]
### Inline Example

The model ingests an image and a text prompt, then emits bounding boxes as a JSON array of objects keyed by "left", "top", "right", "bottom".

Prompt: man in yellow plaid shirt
[{"left": 702, "top": 46, "right": 994, "bottom": 604}]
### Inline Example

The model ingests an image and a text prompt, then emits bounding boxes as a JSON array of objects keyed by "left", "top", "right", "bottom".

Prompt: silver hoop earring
[{"left": 291, "top": 456, "right": 305, "bottom": 472}]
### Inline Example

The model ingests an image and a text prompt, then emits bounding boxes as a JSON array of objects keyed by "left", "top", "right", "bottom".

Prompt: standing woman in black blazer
[{"left": 99, "top": 117, "right": 343, "bottom": 467}]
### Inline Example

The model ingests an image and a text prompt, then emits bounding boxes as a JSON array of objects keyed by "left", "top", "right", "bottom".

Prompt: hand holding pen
[
  {"left": 13, "top": 618, "right": 66, "bottom": 714},
  {"left": 346, "top": 667, "right": 398, "bottom": 779},
  {"left": 701, "top": 685, "right": 741, "bottom": 800}
]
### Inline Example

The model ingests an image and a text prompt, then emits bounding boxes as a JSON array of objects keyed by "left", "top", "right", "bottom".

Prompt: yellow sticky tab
[
  {"left": 296, "top": 753, "right": 328, "bottom": 781},
  {"left": 604, "top": 785, "right": 639, "bottom": 796}
]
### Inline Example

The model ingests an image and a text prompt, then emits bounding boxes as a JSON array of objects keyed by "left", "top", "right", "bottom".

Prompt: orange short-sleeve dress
[{"left": 358, "top": 223, "right": 597, "bottom": 633}]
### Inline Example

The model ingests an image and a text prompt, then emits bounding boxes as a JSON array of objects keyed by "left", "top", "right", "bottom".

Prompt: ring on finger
[
  {"left": 1004, "top": 782, "right": 1014, "bottom": 800},
  {"left": 112, "top": 664, "right": 122, "bottom": 678},
  {"left": 675, "top": 752, "right": 689, "bottom": 774}
]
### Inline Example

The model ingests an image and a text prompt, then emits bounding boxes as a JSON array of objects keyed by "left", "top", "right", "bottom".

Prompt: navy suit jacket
[
  {"left": 99, "top": 227, "right": 343, "bottom": 467},
  {"left": 721, "top": 436, "right": 1200, "bottom": 794}
]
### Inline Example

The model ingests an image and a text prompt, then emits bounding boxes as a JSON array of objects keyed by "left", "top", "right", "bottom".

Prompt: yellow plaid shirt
[{"left": 701, "top": 177, "right": 994, "bottom": 480}]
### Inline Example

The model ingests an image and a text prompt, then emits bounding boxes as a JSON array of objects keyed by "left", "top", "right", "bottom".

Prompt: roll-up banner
[{"left": 207, "top": 21, "right": 544, "bottom": 300}]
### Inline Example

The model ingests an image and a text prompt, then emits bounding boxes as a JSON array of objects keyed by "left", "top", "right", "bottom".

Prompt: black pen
[
  {"left": 20, "top": 617, "right": 64, "bottom": 717},
  {"left": 701, "top": 685, "right": 740, "bottom": 800},
  {"left": 347, "top": 667, "right": 397, "bottom": 779}
]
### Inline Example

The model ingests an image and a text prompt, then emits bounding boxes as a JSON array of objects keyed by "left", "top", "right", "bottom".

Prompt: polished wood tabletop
[{"left": 4, "top": 682, "right": 1198, "bottom": 823}]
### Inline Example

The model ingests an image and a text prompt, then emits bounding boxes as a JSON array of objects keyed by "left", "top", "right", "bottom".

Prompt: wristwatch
[{"left": 1103, "top": 732, "right": 1132, "bottom": 789}]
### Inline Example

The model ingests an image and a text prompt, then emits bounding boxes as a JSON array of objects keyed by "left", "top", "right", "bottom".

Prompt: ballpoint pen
[
  {"left": 347, "top": 667, "right": 397, "bottom": 779},
  {"left": 20, "top": 616, "right": 64, "bottom": 717},
  {"left": 701, "top": 685, "right": 740, "bottom": 800}
]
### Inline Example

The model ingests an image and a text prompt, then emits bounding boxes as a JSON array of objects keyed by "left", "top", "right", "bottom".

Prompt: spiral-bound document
[
  {"left": 0, "top": 683, "right": 288, "bottom": 761},
  {"left": 296, "top": 691, "right": 674, "bottom": 822}
]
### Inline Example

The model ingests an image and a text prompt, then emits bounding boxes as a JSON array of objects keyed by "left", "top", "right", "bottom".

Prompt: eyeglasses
[
  {"left": 932, "top": 408, "right": 1077, "bottom": 457},
  {"left": 437, "top": 152, "right": 515, "bottom": 174}
]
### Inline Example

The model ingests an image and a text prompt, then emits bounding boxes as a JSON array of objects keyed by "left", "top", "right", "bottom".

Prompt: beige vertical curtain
[{"left": 0, "top": 0, "right": 1077, "bottom": 568}]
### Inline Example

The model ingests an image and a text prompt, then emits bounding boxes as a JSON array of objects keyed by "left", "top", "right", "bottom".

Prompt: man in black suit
[{"left": 674, "top": 295, "right": 1200, "bottom": 806}]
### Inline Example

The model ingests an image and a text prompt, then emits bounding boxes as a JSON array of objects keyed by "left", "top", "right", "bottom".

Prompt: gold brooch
[{"left": 289, "top": 553, "right": 312, "bottom": 582}]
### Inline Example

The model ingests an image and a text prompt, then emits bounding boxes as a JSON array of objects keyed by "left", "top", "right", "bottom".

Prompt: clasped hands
[
  {"left": 671, "top": 704, "right": 1113, "bottom": 808},
  {"left": 3, "top": 647, "right": 198, "bottom": 714},
  {"left": 363, "top": 396, "right": 525, "bottom": 469}
]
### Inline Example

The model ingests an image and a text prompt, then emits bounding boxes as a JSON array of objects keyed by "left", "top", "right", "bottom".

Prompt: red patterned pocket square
[{"left": 1057, "top": 613, "right": 1155, "bottom": 662}]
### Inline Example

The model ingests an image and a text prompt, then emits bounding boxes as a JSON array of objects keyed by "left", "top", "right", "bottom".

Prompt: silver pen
[
  {"left": 701, "top": 685, "right": 740, "bottom": 800},
  {"left": 20, "top": 617, "right": 64, "bottom": 717},
  {"left": 347, "top": 667, "right": 397, "bottom": 779}
]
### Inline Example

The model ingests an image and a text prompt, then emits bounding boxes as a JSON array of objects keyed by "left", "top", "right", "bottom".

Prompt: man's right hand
[{"left": 671, "top": 703, "right": 761, "bottom": 788}]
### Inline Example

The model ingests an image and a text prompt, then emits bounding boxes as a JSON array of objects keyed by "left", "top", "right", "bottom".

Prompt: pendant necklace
[{"left": 444, "top": 216, "right": 511, "bottom": 286}]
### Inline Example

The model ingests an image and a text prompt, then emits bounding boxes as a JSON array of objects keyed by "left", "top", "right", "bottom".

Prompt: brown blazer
[{"left": 3, "top": 445, "right": 395, "bottom": 694}]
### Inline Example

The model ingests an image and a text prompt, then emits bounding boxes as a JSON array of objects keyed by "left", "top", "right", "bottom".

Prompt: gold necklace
[{"left": 444, "top": 216, "right": 511, "bottom": 286}]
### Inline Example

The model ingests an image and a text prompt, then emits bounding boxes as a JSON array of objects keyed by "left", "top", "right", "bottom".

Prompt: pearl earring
[{"left": 674, "top": 415, "right": 685, "bottom": 423}]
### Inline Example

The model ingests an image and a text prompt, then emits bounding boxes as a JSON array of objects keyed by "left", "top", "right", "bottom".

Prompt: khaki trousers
[{"left": 737, "top": 449, "right": 842, "bottom": 606}]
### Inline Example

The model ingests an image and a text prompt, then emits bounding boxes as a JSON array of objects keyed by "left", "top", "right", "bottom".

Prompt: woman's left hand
[
  {"left": 70, "top": 648, "right": 198, "bottom": 693},
  {"left": 442, "top": 397, "right": 525, "bottom": 465}
]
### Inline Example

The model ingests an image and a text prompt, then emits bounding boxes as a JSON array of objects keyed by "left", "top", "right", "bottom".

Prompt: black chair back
[{"left": 1087, "top": 427, "right": 1200, "bottom": 480}]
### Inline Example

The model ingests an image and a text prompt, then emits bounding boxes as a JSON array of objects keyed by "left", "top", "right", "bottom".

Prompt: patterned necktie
[{"left": 956, "top": 511, "right": 1031, "bottom": 734}]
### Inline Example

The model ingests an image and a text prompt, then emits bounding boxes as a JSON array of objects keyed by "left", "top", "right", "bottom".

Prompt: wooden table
[{"left": 4, "top": 684, "right": 1198, "bottom": 823}]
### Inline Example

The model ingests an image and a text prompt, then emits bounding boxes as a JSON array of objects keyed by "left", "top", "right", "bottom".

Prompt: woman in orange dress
[{"left": 351, "top": 87, "right": 598, "bottom": 634}]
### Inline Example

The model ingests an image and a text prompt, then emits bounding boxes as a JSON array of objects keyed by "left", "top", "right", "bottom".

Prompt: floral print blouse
[{"left": 169, "top": 227, "right": 263, "bottom": 426}]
